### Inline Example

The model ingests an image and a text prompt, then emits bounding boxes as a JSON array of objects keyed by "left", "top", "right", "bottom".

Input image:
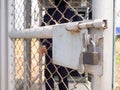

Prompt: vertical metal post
[
  {"left": 0, "top": 0, "right": 1, "bottom": 89},
  {"left": 8, "top": 39, "right": 15, "bottom": 90},
  {"left": 24, "top": 0, "right": 31, "bottom": 90},
  {"left": 38, "top": 43, "right": 43, "bottom": 90},
  {"left": 24, "top": 40, "right": 31, "bottom": 90},
  {"left": 8, "top": 0, "right": 16, "bottom": 89},
  {"left": 38, "top": 3, "right": 43, "bottom": 90},
  {"left": 91, "top": 0, "right": 113, "bottom": 90},
  {"left": 0, "top": 0, "right": 9, "bottom": 90}
]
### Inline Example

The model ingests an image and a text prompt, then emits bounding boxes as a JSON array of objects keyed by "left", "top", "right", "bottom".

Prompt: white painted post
[
  {"left": 0, "top": 0, "right": 1, "bottom": 89},
  {"left": 0, "top": 0, "right": 9, "bottom": 90},
  {"left": 91, "top": 0, "right": 113, "bottom": 90}
]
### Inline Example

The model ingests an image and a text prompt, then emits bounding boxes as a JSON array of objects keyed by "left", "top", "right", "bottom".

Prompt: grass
[
  {"left": 116, "top": 55, "right": 120, "bottom": 65},
  {"left": 116, "top": 38, "right": 120, "bottom": 65}
]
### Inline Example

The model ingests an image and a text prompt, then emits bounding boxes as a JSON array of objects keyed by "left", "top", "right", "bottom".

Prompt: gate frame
[{"left": 0, "top": 0, "right": 114, "bottom": 90}]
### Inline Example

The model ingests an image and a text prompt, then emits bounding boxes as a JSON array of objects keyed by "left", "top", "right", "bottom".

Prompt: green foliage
[
  {"left": 116, "top": 54, "right": 120, "bottom": 65},
  {"left": 115, "top": 38, "right": 120, "bottom": 65}
]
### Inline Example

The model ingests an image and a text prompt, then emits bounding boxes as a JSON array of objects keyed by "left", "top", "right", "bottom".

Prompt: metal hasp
[
  {"left": 53, "top": 24, "right": 88, "bottom": 70},
  {"left": 53, "top": 19, "right": 107, "bottom": 70},
  {"left": 65, "top": 19, "right": 107, "bottom": 66}
]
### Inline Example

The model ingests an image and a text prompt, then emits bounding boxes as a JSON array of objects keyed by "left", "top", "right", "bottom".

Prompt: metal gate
[
  {"left": 9, "top": 0, "right": 92, "bottom": 90},
  {"left": 0, "top": 0, "right": 114, "bottom": 90}
]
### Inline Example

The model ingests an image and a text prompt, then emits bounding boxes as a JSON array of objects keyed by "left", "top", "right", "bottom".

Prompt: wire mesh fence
[{"left": 10, "top": 0, "right": 92, "bottom": 90}]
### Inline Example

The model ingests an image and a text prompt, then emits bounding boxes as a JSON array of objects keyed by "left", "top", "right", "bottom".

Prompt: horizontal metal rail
[
  {"left": 9, "top": 26, "right": 53, "bottom": 39},
  {"left": 9, "top": 19, "right": 107, "bottom": 39}
]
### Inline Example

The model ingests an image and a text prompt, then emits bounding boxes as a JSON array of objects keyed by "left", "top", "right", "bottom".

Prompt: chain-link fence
[{"left": 10, "top": 0, "right": 92, "bottom": 90}]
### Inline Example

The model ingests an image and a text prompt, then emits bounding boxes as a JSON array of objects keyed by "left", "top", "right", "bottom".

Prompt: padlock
[{"left": 83, "top": 39, "right": 99, "bottom": 65}]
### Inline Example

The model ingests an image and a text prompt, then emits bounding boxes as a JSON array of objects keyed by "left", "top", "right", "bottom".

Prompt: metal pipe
[
  {"left": 9, "top": 20, "right": 107, "bottom": 39},
  {"left": 24, "top": 0, "right": 32, "bottom": 90},
  {"left": 9, "top": 26, "right": 53, "bottom": 39},
  {"left": 90, "top": 0, "right": 113, "bottom": 90},
  {"left": 66, "top": 19, "right": 107, "bottom": 32},
  {"left": 38, "top": 3, "right": 43, "bottom": 90},
  {"left": 0, "top": 0, "right": 9, "bottom": 90},
  {"left": 8, "top": 0, "right": 16, "bottom": 89},
  {"left": 78, "top": 19, "right": 107, "bottom": 29}
]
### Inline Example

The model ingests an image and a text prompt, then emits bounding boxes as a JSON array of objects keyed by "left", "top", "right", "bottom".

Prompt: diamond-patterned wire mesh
[{"left": 10, "top": 0, "right": 92, "bottom": 90}]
